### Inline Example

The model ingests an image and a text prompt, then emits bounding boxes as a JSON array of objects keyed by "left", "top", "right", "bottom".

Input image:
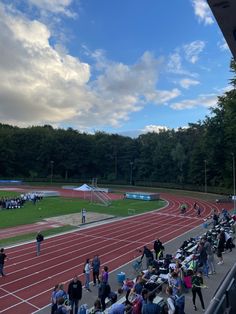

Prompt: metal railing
[{"left": 205, "top": 262, "right": 236, "bottom": 314}]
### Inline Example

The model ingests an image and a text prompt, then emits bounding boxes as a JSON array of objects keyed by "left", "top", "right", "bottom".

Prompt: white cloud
[
  {"left": 191, "top": 0, "right": 214, "bottom": 25},
  {"left": 179, "top": 78, "right": 200, "bottom": 89},
  {"left": 170, "top": 93, "right": 218, "bottom": 110},
  {"left": 1, "top": 3, "right": 180, "bottom": 130},
  {"left": 217, "top": 38, "right": 229, "bottom": 52},
  {"left": 28, "top": 0, "right": 75, "bottom": 17},
  {"left": 141, "top": 125, "right": 169, "bottom": 133},
  {"left": 166, "top": 50, "right": 199, "bottom": 77},
  {"left": 167, "top": 53, "right": 183, "bottom": 74},
  {"left": 146, "top": 88, "right": 181, "bottom": 104},
  {"left": 183, "top": 40, "right": 205, "bottom": 64}
]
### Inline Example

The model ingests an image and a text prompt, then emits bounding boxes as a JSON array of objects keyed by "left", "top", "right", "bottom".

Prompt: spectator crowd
[
  {"left": 47, "top": 207, "right": 236, "bottom": 314},
  {"left": 0, "top": 192, "right": 43, "bottom": 209},
  {"left": 1, "top": 204, "right": 235, "bottom": 314}
]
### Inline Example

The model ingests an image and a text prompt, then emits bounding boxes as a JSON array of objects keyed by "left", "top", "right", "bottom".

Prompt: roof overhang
[{"left": 207, "top": 0, "right": 236, "bottom": 59}]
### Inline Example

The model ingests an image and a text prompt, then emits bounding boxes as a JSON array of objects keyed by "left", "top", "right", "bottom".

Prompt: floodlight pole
[
  {"left": 232, "top": 153, "right": 236, "bottom": 214},
  {"left": 130, "top": 162, "right": 134, "bottom": 185},
  {"left": 204, "top": 159, "right": 207, "bottom": 193},
  {"left": 50, "top": 160, "right": 54, "bottom": 184}
]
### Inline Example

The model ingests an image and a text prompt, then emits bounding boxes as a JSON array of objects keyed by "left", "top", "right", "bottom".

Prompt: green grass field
[
  {"left": 0, "top": 192, "right": 166, "bottom": 229},
  {"left": 0, "top": 184, "right": 223, "bottom": 247},
  {"left": 0, "top": 191, "right": 166, "bottom": 246}
]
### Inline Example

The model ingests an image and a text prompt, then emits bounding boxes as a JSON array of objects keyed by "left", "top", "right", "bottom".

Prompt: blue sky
[{"left": 0, "top": 0, "right": 233, "bottom": 137}]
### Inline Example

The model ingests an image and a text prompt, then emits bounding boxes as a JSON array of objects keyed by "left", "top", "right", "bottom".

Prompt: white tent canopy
[{"left": 73, "top": 184, "right": 93, "bottom": 191}]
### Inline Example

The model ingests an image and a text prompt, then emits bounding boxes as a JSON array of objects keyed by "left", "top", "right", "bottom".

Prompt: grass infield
[{"left": 0, "top": 191, "right": 166, "bottom": 246}]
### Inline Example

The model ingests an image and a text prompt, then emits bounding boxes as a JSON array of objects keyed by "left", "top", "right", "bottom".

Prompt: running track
[{"left": 0, "top": 193, "right": 231, "bottom": 313}]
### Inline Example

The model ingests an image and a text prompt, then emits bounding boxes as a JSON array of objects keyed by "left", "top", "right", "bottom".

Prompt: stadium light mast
[
  {"left": 204, "top": 159, "right": 207, "bottom": 193},
  {"left": 50, "top": 160, "right": 54, "bottom": 184},
  {"left": 232, "top": 153, "right": 236, "bottom": 213},
  {"left": 130, "top": 161, "right": 134, "bottom": 185}
]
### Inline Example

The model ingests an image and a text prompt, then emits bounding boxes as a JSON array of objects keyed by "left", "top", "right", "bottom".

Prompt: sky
[{"left": 0, "top": 0, "right": 233, "bottom": 137}]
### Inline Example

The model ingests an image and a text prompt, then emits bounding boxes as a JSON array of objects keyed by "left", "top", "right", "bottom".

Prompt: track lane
[{"left": 1, "top": 192, "right": 227, "bottom": 313}]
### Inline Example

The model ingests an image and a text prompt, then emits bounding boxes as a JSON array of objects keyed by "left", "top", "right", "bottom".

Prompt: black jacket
[
  {"left": 141, "top": 247, "right": 154, "bottom": 260},
  {"left": 36, "top": 234, "right": 44, "bottom": 242},
  {"left": 68, "top": 280, "right": 82, "bottom": 300},
  {"left": 154, "top": 240, "right": 164, "bottom": 252}
]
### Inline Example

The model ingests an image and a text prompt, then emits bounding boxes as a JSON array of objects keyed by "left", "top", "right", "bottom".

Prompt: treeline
[{"left": 0, "top": 61, "right": 235, "bottom": 191}]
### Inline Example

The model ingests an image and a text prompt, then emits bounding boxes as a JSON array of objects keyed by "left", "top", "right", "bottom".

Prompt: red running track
[{"left": 0, "top": 193, "right": 231, "bottom": 313}]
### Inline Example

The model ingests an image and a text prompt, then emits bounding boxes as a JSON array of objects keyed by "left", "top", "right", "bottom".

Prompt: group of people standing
[
  {"left": 51, "top": 278, "right": 82, "bottom": 314},
  {"left": 50, "top": 255, "right": 110, "bottom": 314},
  {"left": 140, "top": 239, "right": 165, "bottom": 269}
]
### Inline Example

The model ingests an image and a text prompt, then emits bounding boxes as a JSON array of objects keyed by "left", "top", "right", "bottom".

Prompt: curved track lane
[{"left": 0, "top": 193, "right": 232, "bottom": 313}]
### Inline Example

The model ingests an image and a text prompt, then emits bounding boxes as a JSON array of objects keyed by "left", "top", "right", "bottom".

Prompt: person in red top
[{"left": 0, "top": 248, "right": 8, "bottom": 277}]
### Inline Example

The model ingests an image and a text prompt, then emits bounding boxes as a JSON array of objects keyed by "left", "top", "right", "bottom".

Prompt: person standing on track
[
  {"left": 36, "top": 231, "right": 44, "bottom": 256},
  {"left": 196, "top": 205, "right": 202, "bottom": 217},
  {"left": 180, "top": 203, "right": 187, "bottom": 215},
  {"left": 0, "top": 248, "right": 8, "bottom": 277},
  {"left": 68, "top": 275, "right": 82, "bottom": 314},
  {"left": 194, "top": 202, "right": 202, "bottom": 217},
  {"left": 92, "top": 254, "right": 101, "bottom": 286}
]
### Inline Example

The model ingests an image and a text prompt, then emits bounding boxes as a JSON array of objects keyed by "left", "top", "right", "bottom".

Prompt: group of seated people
[
  {"left": 99, "top": 210, "right": 236, "bottom": 313},
  {"left": 0, "top": 196, "right": 25, "bottom": 209},
  {"left": 0, "top": 192, "right": 43, "bottom": 209}
]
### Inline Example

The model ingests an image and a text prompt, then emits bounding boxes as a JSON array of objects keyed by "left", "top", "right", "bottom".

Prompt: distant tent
[{"left": 73, "top": 184, "right": 93, "bottom": 191}]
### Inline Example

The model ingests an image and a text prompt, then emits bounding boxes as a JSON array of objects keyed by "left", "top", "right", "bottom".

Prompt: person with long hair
[
  {"left": 191, "top": 271, "right": 206, "bottom": 311},
  {"left": 84, "top": 258, "right": 91, "bottom": 292}
]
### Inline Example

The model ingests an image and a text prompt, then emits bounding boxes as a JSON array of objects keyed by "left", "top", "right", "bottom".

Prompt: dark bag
[
  {"left": 54, "top": 307, "right": 64, "bottom": 314},
  {"left": 172, "top": 295, "right": 185, "bottom": 314}
]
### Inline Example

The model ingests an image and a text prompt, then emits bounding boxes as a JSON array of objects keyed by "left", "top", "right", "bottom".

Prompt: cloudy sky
[{"left": 0, "top": 0, "right": 233, "bottom": 136}]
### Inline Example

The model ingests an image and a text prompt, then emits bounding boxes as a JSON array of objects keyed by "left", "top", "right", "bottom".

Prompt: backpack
[{"left": 172, "top": 295, "right": 185, "bottom": 314}]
